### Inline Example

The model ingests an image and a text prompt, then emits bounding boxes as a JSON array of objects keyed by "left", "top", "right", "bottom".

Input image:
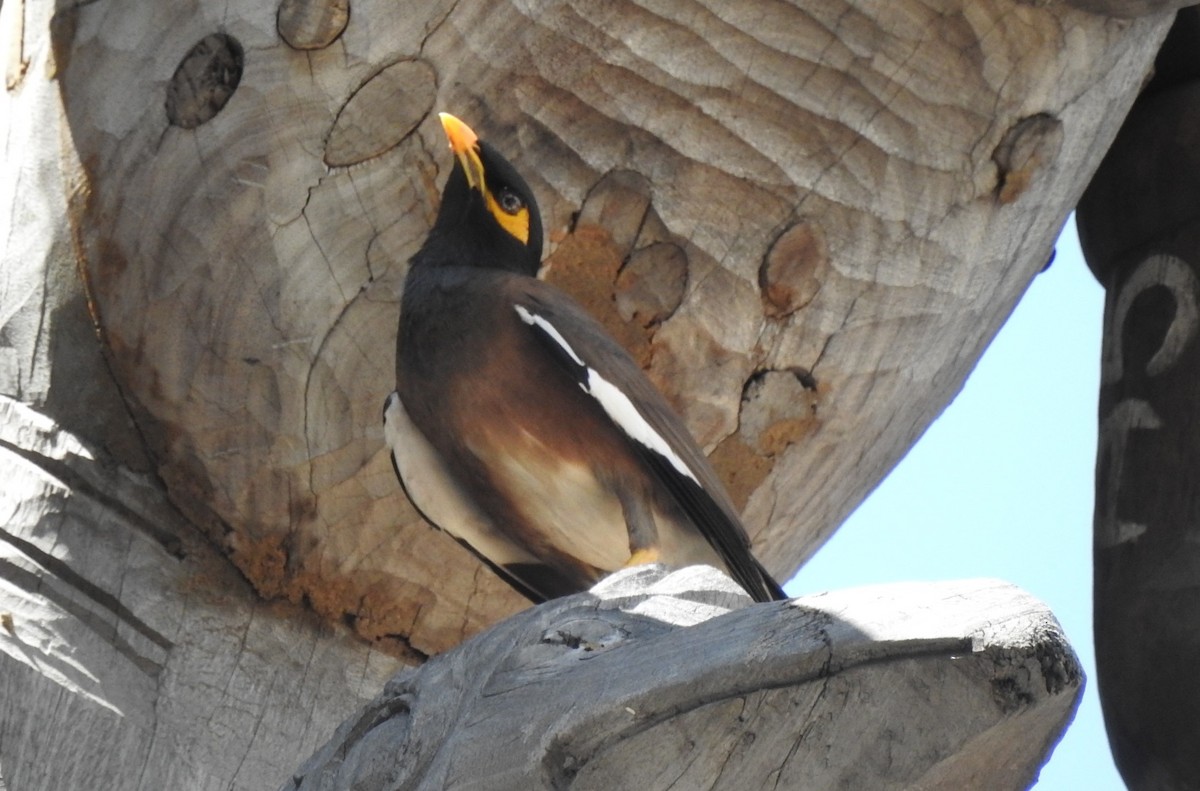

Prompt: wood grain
[
  {"left": 286, "top": 568, "right": 1081, "bottom": 791},
  {"left": 20, "top": 0, "right": 1177, "bottom": 654},
  {"left": 0, "top": 397, "right": 401, "bottom": 791}
]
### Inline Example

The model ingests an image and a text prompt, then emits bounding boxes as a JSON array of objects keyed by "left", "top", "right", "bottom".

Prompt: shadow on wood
[
  {"left": 0, "top": 397, "right": 403, "bottom": 790},
  {"left": 284, "top": 567, "right": 1081, "bottom": 790}
]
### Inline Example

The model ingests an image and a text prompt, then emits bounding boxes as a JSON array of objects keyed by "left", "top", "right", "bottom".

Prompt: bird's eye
[{"left": 497, "top": 188, "right": 524, "bottom": 215}]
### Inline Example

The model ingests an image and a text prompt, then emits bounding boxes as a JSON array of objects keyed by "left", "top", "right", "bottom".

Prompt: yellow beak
[
  {"left": 439, "top": 113, "right": 486, "bottom": 193},
  {"left": 437, "top": 112, "right": 532, "bottom": 245}
]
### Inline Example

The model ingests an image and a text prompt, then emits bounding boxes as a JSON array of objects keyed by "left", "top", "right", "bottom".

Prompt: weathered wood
[
  {"left": 1076, "top": 10, "right": 1200, "bottom": 788},
  {"left": 285, "top": 567, "right": 1081, "bottom": 791},
  {"left": 0, "top": 5, "right": 400, "bottom": 788},
  {"left": 32, "top": 0, "right": 1173, "bottom": 653},
  {"left": 1063, "top": 0, "right": 1194, "bottom": 18},
  {"left": 0, "top": 1, "right": 1177, "bottom": 785},
  {"left": 0, "top": 397, "right": 402, "bottom": 791}
]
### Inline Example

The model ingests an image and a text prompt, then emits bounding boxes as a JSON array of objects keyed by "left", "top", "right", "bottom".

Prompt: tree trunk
[{"left": 0, "top": 0, "right": 1181, "bottom": 787}]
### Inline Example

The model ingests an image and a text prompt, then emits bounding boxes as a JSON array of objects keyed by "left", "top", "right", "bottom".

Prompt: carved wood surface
[
  {"left": 285, "top": 567, "right": 1082, "bottom": 791},
  {"left": 2, "top": 10, "right": 402, "bottom": 787},
  {"left": 7, "top": 0, "right": 1187, "bottom": 787},
  {"left": 30, "top": 0, "right": 1172, "bottom": 654},
  {"left": 0, "top": 397, "right": 402, "bottom": 791},
  {"left": 1077, "top": 13, "right": 1200, "bottom": 785}
]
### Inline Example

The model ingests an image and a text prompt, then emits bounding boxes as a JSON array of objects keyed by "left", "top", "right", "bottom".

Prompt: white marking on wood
[
  {"left": 1096, "top": 398, "right": 1162, "bottom": 548},
  {"left": 1103, "top": 253, "right": 1199, "bottom": 384},
  {"left": 1116, "top": 522, "right": 1148, "bottom": 545},
  {"left": 513, "top": 305, "right": 700, "bottom": 484}
]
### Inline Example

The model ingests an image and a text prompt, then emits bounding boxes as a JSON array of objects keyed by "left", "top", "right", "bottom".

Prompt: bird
[{"left": 383, "top": 112, "right": 786, "bottom": 604}]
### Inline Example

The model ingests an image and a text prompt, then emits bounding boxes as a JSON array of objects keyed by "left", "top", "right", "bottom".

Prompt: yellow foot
[{"left": 624, "top": 547, "right": 660, "bottom": 567}]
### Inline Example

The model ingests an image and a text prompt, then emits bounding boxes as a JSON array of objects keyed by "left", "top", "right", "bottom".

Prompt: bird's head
[{"left": 422, "top": 113, "right": 544, "bottom": 277}]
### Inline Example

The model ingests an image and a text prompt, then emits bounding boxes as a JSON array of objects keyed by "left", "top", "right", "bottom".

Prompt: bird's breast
[{"left": 462, "top": 420, "right": 631, "bottom": 572}]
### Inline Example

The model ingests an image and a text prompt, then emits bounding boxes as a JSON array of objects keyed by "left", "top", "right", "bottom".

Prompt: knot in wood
[
  {"left": 738, "top": 369, "right": 819, "bottom": 456},
  {"left": 277, "top": 0, "right": 350, "bottom": 50},
  {"left": 992, "top": 114, "right": 1063, "bottom": 205},
  {"left": 165, "top": 33, "right": 244, "bottom": 129},
  {"left": 577, "top": 170, "right": 653, "bottom": 255},
  {"left": 324, "top": 59, "right": 436, "bottom": 167},
  {"left": 615, "top": 242, "right": 687, "bottom": 327},
  {"left": 540, "top": 618, "right": 630, "bottom": 653},
  {"left": 759, "top": 221, "right": 827, "bottom": 319}
]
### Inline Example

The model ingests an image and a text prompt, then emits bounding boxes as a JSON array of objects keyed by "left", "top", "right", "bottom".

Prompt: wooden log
[
  {"left": 0, "top": 1, "right": 1174, "bottom": 783},
  {"left": 1076, "top": 9, "right": 1200, "bottom": 788},
  {"left": 0, "top": 397, "right": 402, "bottom": 790},
  {"left": 30, "top": 0, "right": 1173, "bottom": 653},
  {"left": 0, "top": 31, "right": 405, "bottom": 777},
  {"left": 284, "top": 568, "right": 1081, "bottom": 791}
]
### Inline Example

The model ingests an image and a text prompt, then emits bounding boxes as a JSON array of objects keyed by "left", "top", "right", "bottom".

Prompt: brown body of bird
[{"left": 384, "top": 113, "right": 785, "bottom": 604}]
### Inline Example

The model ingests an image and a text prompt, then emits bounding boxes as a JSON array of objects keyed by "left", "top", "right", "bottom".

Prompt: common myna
[{"left": 384, "top": 113, "right": 785, "bottom": 604}]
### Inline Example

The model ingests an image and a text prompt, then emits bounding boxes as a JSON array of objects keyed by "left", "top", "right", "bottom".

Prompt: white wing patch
[
  {"left": 514, "top": 305, "right": 584, "bottom": 365},
  {"left": 513, "top": 305, "right": 700, "bottom": 485}
]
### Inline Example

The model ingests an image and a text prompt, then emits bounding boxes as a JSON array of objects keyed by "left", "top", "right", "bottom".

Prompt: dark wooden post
[{"left": 1076, "top": 10, "right": 1200, "bottom": 788}]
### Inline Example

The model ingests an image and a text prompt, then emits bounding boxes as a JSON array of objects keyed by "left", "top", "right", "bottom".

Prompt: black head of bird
[
  {"left": 387, "top": 113, "right": 787, "bottom": 605},
  {"left": 418, "top": 113, "right": 544, "bottom": 278}
]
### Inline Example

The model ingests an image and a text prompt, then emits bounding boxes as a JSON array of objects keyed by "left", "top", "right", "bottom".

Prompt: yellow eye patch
[{"left": 485, "top": 192, "right": 530, "bottom": 245}]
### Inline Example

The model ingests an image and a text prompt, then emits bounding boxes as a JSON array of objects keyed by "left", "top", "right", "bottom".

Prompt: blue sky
[{"left": 784, "top": 214, "right": 1122, "bottom": 789}]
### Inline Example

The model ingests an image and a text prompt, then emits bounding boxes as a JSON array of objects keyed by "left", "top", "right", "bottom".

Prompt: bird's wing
[
  {"left": 383, "top": 391, "right": 578, "bottom": 603},
  {"left": 510, "top": 282, "right": 786, "bottom": 602}
]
